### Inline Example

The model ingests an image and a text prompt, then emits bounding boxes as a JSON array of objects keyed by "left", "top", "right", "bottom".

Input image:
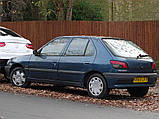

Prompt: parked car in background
[
  {"left": 0, "top": 26, "right": 33, "bottom": 77},
  {"left": 5, "top": 36, "right": 157, "bottom": 99}
]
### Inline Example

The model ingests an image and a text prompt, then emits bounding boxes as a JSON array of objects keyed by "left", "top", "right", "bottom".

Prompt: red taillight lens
[
  {"left": 152, "top": 63, "right": 156, "bottom": 69},
  {"left": 26, "top": 43, "right": 33, "bottom": 49},
  {"left": 110, "top": 60, "right": 128, "bottom": 69},
  {"left": 0, "top": 42, "right": 6, "bottom": 47}
]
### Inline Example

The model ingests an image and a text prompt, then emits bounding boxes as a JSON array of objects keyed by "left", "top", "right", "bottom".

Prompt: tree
[
  {"left": 23, "top": 0, "right": 40, "bottom": 21},
  {"left": 35, "top": 0, "right": 50, "bottom": 20},
  {"left": 4, "top": 0, "right": 159, "bottom": 22},
  {"left": 1, "top": 0, "right": 40, "bottom": 21},
  {"left": 36, "top": 0, "right": 104, "bottom": 21},
  {"left": 2, "top": 0, "right": 26, "bottom": 21},
  {"left": 72, "top": 0, "right": 104, "bottom": 21},
  {"left": 66, "top": 0, "right": 73, "bottom": 20},
  {"left": 109, "top": 0, "right": 159, "bottom": 21},
  {"left": 35, "top": 0, "right": 74, "bottom": 21}
]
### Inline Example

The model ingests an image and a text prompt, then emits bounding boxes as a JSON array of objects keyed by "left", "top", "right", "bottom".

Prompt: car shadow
[
  {"left": 0, "top": 77, "right": 10, "bottom": 84},
  {"left": 0, "top": 78, "right": 143, "bottom": 101},
  {"left": 28, "top": 84, "right": 141, "bottom": 101}
]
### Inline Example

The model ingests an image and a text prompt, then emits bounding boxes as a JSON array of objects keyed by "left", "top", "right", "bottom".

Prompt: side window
[
  {"left": 65, "top": 38, "right": 89, "bottom": 56},
  {"left": 85, "top": 41, "right": 95, "bottom": 56},
  {"left": 0, "top": 30, "right": 7, "bottom": 36},
  {"left": 0, "top": 28, "right": 21, "bottom": 37},
  {"left": 41, "top": 38, "right": 69, "bottom": 56}
]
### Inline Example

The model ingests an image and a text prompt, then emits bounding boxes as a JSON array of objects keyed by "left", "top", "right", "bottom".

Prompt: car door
[
  {"left": 28, "top": 37, "right": 70, "bottom": 81},
  {"left": 58, "top": 37, "right": 96, "bottom": 84}
]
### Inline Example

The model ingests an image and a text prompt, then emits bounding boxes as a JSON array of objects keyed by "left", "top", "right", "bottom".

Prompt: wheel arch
[
  {"left": 83, "top": 70, "right": 107, "bottom": 88},
  {"left": 10, "top": 63, "right": 24, "bottom": 75}
]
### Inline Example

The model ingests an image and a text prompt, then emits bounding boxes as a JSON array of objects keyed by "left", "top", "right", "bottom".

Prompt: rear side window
[
  {"left": 85, "top": 41, "right": 95, "bottom": 56},
  {"left": 65, "top": 38, "right": 89, "bottom": 56},
  {"left": 41, "top": 38, "right": 69, "bottom": 56},
  {"left": 0, "top": 28, "right": 21, "bottom": 37}
]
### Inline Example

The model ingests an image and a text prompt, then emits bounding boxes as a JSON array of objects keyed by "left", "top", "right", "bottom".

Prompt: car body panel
[{"left": 28, "top": 54, "right": 60, "bottom": 81}]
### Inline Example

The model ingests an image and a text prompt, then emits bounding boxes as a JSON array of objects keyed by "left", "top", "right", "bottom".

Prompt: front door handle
[
  {"left": 83, "top": 62, "right": 90, "bottom": 64},
  {"left": 52, "top": 62, "right": 57, "bottom": 67}
]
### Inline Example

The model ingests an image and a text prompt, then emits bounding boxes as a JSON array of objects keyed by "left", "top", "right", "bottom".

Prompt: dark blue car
[{"left": 5, "top": 36, "right": 157, "bottom": 98}]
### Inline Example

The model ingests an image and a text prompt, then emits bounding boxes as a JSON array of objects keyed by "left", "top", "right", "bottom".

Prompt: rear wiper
[{"left": 137, "top": 54, "right": 149, "bottom": 59}]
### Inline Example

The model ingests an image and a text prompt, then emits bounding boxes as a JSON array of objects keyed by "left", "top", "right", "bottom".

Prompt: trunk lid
[
  {"left": 0, "top": 36, "right": 31, "bottom": 53},
  {"left": 126, "top": 58, "right": 154, "bottom": 73}
]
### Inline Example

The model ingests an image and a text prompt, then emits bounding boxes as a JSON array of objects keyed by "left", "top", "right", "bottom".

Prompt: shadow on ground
[{"left": 0, "top": 77, "right": 144, "bottom": 101}]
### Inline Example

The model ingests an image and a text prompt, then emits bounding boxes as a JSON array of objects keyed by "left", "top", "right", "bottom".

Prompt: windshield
[{"left": 102, "top": 38, "right": 148, "bottom": 58}]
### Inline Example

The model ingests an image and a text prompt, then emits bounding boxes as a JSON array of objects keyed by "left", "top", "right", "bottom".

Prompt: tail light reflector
[
  {"left": 152, "top": 63, "right": 156, "bottom": 69},
  {"left": 111, "top": 60, "right": 128, "bottom": 69},
  {"left": 26, "top": 43, "right": 33, "bottom": 49},
  {"left": 0, "top": 42, "right": 6, "bottom": 47}
]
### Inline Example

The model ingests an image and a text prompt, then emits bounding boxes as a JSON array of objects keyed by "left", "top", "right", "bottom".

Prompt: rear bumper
[{"left": 103, "top": 72, "right": 157, "bottom": 89}]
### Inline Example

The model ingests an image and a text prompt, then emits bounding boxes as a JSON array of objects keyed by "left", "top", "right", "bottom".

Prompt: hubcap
[
  {"left": 12, "top": 70, "right": 26, "bottom": 86},
  {"left": 89, "top": 77, "right": 104, "bottom": 96}
]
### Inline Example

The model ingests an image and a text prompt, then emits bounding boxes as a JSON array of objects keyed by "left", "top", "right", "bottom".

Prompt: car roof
[
  {"left": 0, "top": 26, "right": 10, "bottom": 30},
  {"left": 58, "top": 35, "right": 125, "bottom": 40},
  {"left": 0, "top": 26, "right": 18, "bottom": 30}
]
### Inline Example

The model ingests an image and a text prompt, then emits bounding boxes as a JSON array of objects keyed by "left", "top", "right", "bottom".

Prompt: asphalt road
[{"left": 0, "top": 92, "right": 159, "bottom": 119}]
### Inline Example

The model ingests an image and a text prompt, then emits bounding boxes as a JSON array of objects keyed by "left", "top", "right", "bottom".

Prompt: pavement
[{"left": 0, "top": 91, "right": 159, "bottom": 119}]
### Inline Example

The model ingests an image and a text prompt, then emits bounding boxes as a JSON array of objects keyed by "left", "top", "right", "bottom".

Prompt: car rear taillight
[
  {"left": 26, "top": 43, "right": 33, "bottom": 49},
  {"left": 111, "top": 60, "right": 128, "bottom": 69},
  {"left": 152, "top": 63, "right": 156, "bottom": 69},
  {"left": 0, "top": 42, "right": 6, "bottom": 47}
]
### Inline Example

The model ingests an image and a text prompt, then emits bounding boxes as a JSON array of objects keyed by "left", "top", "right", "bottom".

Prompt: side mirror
[{"left": 33, "top": 50, "right": 40, "bottom": 56}]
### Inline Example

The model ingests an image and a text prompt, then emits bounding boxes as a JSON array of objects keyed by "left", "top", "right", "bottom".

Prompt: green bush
[
  {"left": 45, "top": 0, "right": 104, "bottom": 21},
  {"left": 72, "top": 0, "right": 104, "bottom": 21}
]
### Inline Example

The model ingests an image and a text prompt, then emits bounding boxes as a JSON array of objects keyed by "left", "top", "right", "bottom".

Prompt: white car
[{"left": 0, "top": 26, "right": 33, "bottom": 76}]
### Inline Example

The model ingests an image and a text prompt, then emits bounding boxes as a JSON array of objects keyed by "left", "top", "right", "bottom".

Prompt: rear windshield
[{"left": 102, "top": 38, "right": 148, "bottom": 58}]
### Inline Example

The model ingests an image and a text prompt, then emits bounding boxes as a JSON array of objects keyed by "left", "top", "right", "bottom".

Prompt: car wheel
[
  {"left": 10, "top": 67, "right": 30, "bottom": 87},
  {"left": 127, "top": 87, "right": 149, "bottom": 97},
  {"left": 87, "top": 73, "right": 109, "bottom": 99}
]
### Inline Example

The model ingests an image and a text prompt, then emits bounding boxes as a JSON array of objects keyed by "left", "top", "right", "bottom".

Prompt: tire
[
  {"left": 87, "top": 73, "right": 109, "bottom": 99},
  {"left": 10, "top": 67, "right": 30, "bottom": 88},
  {"left": 127, "top": 87, "right": 149, "bottom": 97}
]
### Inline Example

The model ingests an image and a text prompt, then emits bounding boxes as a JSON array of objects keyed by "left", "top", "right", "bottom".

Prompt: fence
[{"left": 0, "top": 21, "right": 159, "bottom": 60}]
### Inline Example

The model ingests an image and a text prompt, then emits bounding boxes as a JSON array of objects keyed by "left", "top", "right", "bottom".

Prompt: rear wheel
[
  {"left": 10, "top": 67, "right": 30, "bottom": 87},
  {"left": 87, "top": 73, "right": 109, "bottom": 99},
  {"left": 127, "top": 87, "right": 149, "bottom": 97}
]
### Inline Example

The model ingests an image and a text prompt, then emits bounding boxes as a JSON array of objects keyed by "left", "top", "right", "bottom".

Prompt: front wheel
[
  {"left": 10, "top": 67, "right": 30, "bottom": 88},
  {"left": 127, "top": 87, "right": 149, "bottom": 97},
  {"left": 87, "top": 73, "right": 109, "bottom": 99}
]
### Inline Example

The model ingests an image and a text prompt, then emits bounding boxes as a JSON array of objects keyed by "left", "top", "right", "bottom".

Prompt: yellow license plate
[{"left": 133, "top": 77, "right": 148, "bottom": 83}]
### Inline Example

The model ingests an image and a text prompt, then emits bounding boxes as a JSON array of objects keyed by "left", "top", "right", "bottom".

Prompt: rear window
[{"left": 102, "top": 38, "right": 148, "bottom": 58}]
